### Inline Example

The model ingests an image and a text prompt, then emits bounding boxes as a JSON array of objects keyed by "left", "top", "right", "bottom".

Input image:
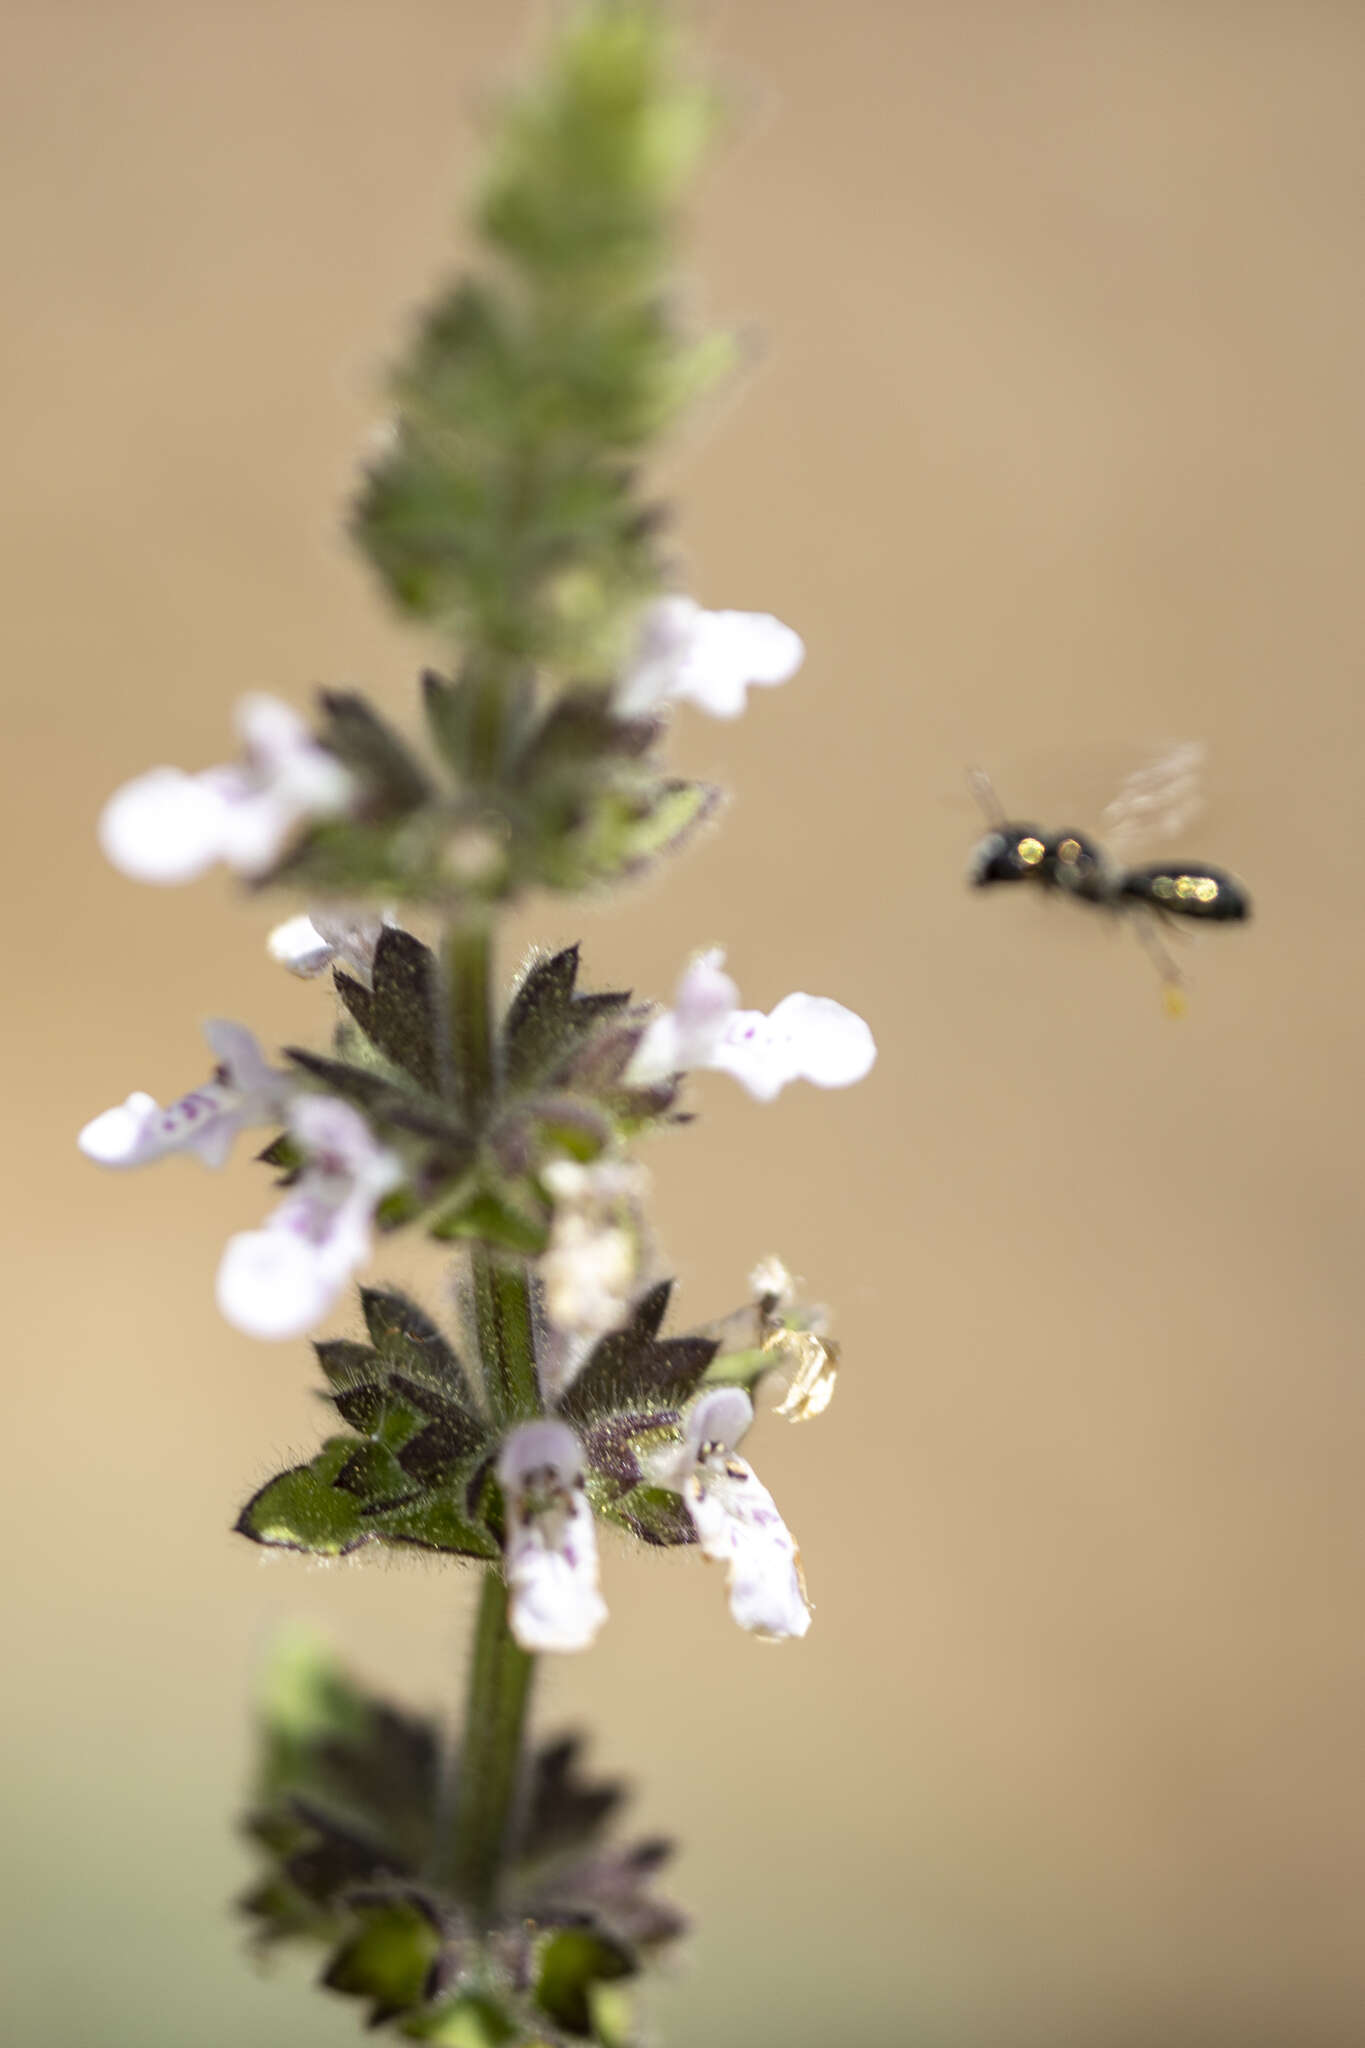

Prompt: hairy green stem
[
  {"left": 472, "top": 1245, "right": 540, "bottom": 1422},
  {"left": 439, "top": 912, "right": 542, "bottom": 1913},
  {"left": 443, "top": 1568, "right": 535, "bottom": 1914}
]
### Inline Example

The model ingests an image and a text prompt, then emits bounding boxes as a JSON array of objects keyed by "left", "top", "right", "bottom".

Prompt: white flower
[
  {"left": 98, "top": 694, "right": 355, "bottom": 884},
  {"left": 267, "top": 907, "right": 391, "bottom": 981},
  {"left": 77, "top": 1020, "right": 290, "bottom": 1170},
  {"left": 215, "top": 1096, "right": 402, "bottom": 1342},
  {"left": 539, "top": 1158, "right": 648, "bottom": 1358},
  {"left": 626, "top": 950, "right": 876, "bottom": 1102},
  {"left": 497, "top": 1421, "right": 608, "bottom": 1654},
  {"left": 613, "top": 596, "right": 804, "bottom": 720},
  {"left": 649, "top": 1386, "right": 810, "bottom": 1640}
]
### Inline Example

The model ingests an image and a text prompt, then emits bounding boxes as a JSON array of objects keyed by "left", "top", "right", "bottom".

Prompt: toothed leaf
[
  {"left": 318, "top": 691, "right": 433, "bottom": 813},
  {"left": 334, "top": 928, "right": 445, "bottom": 1093}
]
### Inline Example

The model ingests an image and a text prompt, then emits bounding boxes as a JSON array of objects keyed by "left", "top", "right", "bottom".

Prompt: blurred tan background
[{"left": 4, "top": 2, "right": 1364, "bottom": 2042}]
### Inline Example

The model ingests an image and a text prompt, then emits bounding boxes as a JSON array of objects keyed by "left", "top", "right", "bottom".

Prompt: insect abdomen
[{"left": 1119, "top": 864, "right": 1250, "bottom": 921}]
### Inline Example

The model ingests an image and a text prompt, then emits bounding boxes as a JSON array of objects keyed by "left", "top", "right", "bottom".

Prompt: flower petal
[
  {"left": 268, "top": 914, "right": 335, "bottom": 977},
  {"left": 77, "top": 1092, "right": 162, "bottom": 1166},
  {"left": 705, "top": 1009, "right": 795, "bottom": 1101},
  {"left": 290, "top": 1093, "right": 403, "bottom": 1194},
  {"left": 625, "top": 948, "right": 741, "bottom": 1086},
  {"left": 683, "top": 1384, "right": 755, "bottom": 1462},
  {"left": 268, "top": 908, "right": 388, "bottom": 981},
  {"left": 498, "top": 1422, "right": 608, "bottom": 1653},
  {"left": 690, "top": 1469, "right": 811, "bottom": 1639},
  {"left": 764, "top": 992, "right": 877, "bottom": 1088},
  {"left": 651, "top": 1386, "right": 810, "bottom": 1638},
  {"left": 612, "top": 595, "right": 703, "bottom": 717},
  {"left": 672, "top": 608, "right": 804, "bottom": 718},
  {"left": 216, "top": 792, "right": 306, "bottom": 878},
  {"left": 201, "top": 1018, "right": 283, "bottom": 1098},
  {"left": 216, "top": 1225, "right": 347, "bottom": 1341},
  {"left": 710, "top": 994, "right": 875, "bottom": 1100},
  {"left": 98, "top": 767, "right": 231, "bottom": 884},
  {"left": 614, "top": 598, "right": 803, "bottom": 720}
]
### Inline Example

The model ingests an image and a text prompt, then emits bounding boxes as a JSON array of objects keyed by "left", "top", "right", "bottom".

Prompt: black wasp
[{"left": 966, "top": 745, "right": 1250, "bottom": 1009}]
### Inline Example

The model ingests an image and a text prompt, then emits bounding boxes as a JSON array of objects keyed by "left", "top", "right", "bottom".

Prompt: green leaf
[
  {"left": 285, "top": 1047, "right": 468, "bottom": 1151},
  {"left": 420, "top": 669, "right": 480, "bottom": 779},
  {"left": 429, "top": 1185, "right": 549, "bottom": 1255},
  {"left": 322, "top": 1900, "right": 440, "bottom": 2012},
  {"left": 403, "top": 1994, "right": 521, "bottom": 2046},
  {"left": 533, "top": 1927, "right": 635, "bottom": 2037},
  {"left": 335, "top": 928, "right": 447, "bottom": 1093},
  {"left": 236, "top": 1441, "right": 377, "bottom": 1555},
  {"left": 502, "top": 945, "right": 632, "bottom": 1089},
  {"left": 518, "top": 691, "right": 658, "bottom": 776},
  {"left": 558, "top": 1281, "right": 717, "bottom": 1424},
  {"left": 605, "top": 1482, "right": 695, "bottom": 1549},
  {"left": 546, "top": 777, "right": 721, "bottom": 890},
  {"left": 319, "top": 691, "right": 433, "bottom": 813},
  {"left": 513, "top": 1734, "right": 624, "bottom": 1864},
  {"left": 362, "top": 1286, "right": 472, "bottom": 1393},
  {"left": 372, "top": 1493, "right": 499, "bottom": 1561},
  {"left": 236, "top": 1441, "right": 498, "bottom": 1560}
]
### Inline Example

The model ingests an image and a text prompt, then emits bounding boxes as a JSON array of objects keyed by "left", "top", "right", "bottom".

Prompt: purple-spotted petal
[{"left": 498, "top": 1422, "right": 608, "bottom": 1653}]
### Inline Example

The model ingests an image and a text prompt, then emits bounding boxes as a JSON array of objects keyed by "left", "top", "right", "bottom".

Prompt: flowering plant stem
[
  {"left": 78, "top": 8, "right": 877, "bottom": 2038},
  {"left": 445, "top": 1570, "right": 536, "bottom": 1913},
  {"left": 446, "top": 921, "right": 540, "bottom": 1910}
]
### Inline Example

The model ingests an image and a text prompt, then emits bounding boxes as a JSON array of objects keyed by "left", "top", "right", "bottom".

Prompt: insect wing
[{"left": 1099, "top": 741, "right": 1206, "bottom": 866}]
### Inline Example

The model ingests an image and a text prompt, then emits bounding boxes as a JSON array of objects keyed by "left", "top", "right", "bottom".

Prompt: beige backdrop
[{"left": 4, "top": 3, "right": 1364, "bottom": 2044}]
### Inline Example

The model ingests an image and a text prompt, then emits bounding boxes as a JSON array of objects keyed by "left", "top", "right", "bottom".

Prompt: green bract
[
  {"left": 274, "top": 937, "right": 681, "bottom": 1261},
  {"left": 243, "top": 1636, "right": 684, "bottom": 2045},
  {"left": 262, "top": 685, "right": 720, "bottom": 910},
  {"left": 235, "top": 1275, "right": 715, "bottom": 1560}
]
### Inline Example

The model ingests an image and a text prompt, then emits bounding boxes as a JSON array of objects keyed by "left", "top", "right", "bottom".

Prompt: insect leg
[{"left": 1130, "top": 907, "right": 1187, "bottom": 1017}]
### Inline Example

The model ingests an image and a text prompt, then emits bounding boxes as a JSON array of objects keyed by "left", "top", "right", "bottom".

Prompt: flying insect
[{"left": 966, "top": 746, "right": 1250, "bottom": 1007}]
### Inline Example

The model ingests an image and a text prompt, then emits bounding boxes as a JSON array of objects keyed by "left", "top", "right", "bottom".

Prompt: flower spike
[{"left": 498, "top": 1421, "right": 609, "bottom": 1654}]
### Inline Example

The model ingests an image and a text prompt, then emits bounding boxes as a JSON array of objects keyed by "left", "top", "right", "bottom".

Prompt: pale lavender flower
[
  {"left": 215, "top": 1096, "right": 402, "bottom": 1342},
  {"left": 267, "top": 907, "right": 391, "bottom": 981},
  {"left": 649, "top": 1386, "right": 810, "bottom": 1639},
  {"left": 613, "top": 596, "right": 804, "bottom": 720},
  {"left": 498, "top": 1421, "right": 608, "bottom": 1653},
  {"left": 77, "top": 1020, "right": 290, "bottom": 1170},
  {"left": 626, "top": 950, "right": 876, "bottom": 1102},
  {"left": 98, "top": 694, "right": 355, "bottom": 885}
]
